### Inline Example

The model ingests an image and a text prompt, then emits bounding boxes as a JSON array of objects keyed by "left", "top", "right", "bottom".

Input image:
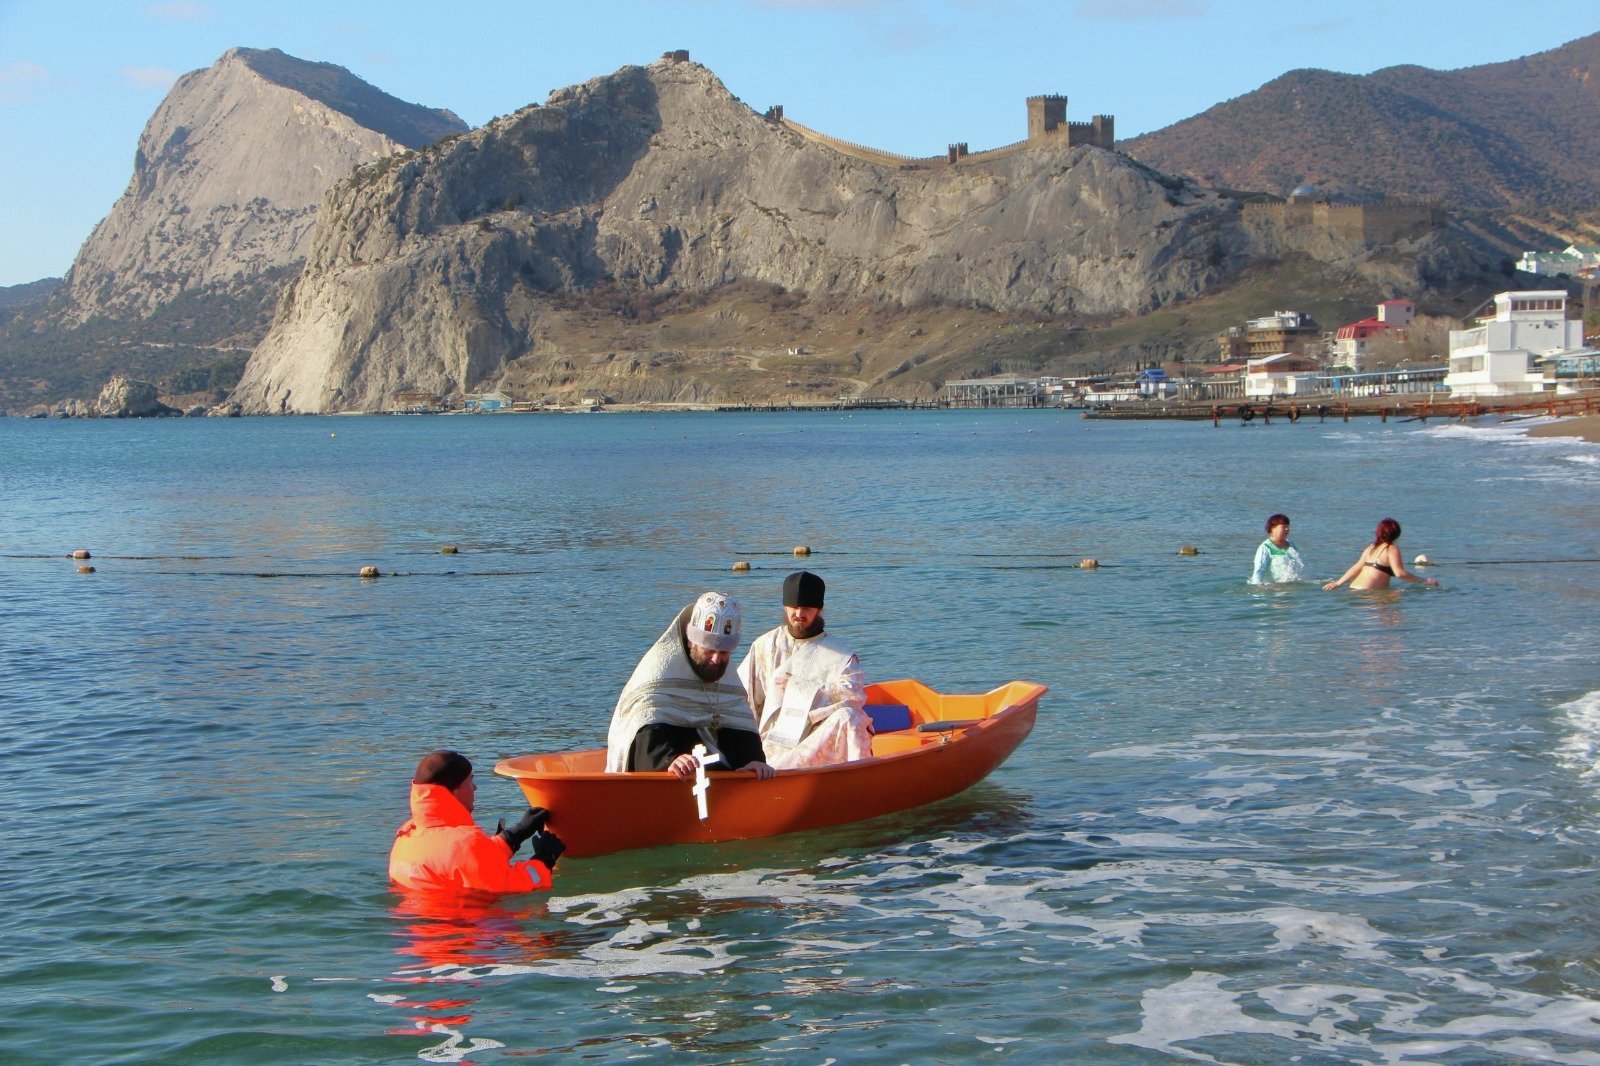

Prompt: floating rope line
[
  {"left": 15, "top": 553, "right": 1600, "bottom": 577},
  {"left": 3, "top": 553, "right": 236, "bottom": 561}
]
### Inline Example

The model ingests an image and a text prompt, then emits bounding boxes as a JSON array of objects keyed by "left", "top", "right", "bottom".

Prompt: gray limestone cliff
[
  {"left": 57, "top": 47, "right": 466, "bottom": 325},
  {"left": 234, "top": 59, "right": 1251, "bottom": 413}
]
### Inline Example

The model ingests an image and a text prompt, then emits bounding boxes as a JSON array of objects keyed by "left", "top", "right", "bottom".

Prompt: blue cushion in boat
[{"left": 864, "top": 704, "right": 912, "bottom": 732}]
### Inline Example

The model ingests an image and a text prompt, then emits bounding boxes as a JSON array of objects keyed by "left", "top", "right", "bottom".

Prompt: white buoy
[
  {"left": 359, "top": 566, "right": 380, "bottom": 579},
  {"left": 1414, "top": 554, "right": 1431, "bottom": 567}
]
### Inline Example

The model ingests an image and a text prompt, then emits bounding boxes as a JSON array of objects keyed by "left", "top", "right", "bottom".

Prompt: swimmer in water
[
  {"left": 1323, "top": 517, "right": 1439, "bottom": 591},
  {"left": 1249, "top": 513, "right": 1306, "bottom": 584}
]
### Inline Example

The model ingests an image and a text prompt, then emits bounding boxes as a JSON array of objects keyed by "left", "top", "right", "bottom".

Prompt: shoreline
[{"left": 1526, "top": 413, "right": 1600, "bottom": 444}]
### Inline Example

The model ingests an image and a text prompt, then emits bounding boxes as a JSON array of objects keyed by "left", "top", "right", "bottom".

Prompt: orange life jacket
[{"left": 388, "top": 783, "right": 553, "bottom": 896}]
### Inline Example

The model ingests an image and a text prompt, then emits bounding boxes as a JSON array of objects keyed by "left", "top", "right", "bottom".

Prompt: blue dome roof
[{"left": 1289, "top": 183, "right": 1320, "bottom": 199}]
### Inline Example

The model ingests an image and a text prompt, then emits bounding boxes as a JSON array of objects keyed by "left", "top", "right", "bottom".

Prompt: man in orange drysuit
[{"left": 389, "top": 749, "right": 565, "bottom": 895}]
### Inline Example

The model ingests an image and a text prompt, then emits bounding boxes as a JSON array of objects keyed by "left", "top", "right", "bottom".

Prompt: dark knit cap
[
  {"left": 413, "top": 749, "right": 473, "bottom": 789},
  {"left": 783, "top": 571, "right": 825, "bottom": 608}
]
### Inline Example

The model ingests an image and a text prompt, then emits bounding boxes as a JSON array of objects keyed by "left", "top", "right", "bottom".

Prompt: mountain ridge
[
  {"left": 9, "top": 38, "right": 1584, "bottom": 414},
  {"left": 1123, "top": 31, "right": 1600, "bottom": 211},
  {"left": 232, "top": 58, "right": 1256, "bottom": 412},
  {"left": 231, "top": 56, "right": 1501, "bottom": 414}
]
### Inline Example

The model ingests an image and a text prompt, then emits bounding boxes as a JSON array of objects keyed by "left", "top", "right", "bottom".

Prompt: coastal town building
[
  {"left": 942, "top": 374, "right": 1066, "bottom": 407},
  {"left": 464, "top": 390, "right": 512, "bottom": 411},
  {"left": 1244, "top": 353, "right": 1321, "bottom": 399},
  {"left": 1136, "top": 367, "right": 1176, "bottom": 398},
  {"left": 1444, "top": 290, "right": 1587, "bottom": 398},
  {"left": 1334, "top": 299, "right": 1415, "bottom": 370},
  {"left": 1515, "top": 245, "right": 1600, "bottom": 278},
  {"left": 391, "top": 388, "right": 438, "bottom": 413},
  {"left": 1218, "top": 310, "right": 1321, "bottom": 363}
]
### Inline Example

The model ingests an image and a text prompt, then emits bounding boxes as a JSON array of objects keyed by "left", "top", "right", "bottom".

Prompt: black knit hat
[
  {"left": 783, "top": 571, "right": 825, "bottom": 608},
  {"left": 413, "top": 749, "right": 472, "bottom": 789}
]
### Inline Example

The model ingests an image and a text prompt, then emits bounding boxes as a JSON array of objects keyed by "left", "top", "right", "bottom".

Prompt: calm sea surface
[{"left": 4, "top": 409, "right": 1600, "bottom": 1063}]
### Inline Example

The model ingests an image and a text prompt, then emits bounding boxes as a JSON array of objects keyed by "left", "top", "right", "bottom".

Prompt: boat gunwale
[{"left": 494, "top": 682, "right": 1046, "bottom": 783}]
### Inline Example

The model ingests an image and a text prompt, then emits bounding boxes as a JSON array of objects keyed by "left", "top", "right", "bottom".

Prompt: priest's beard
[
  {"left": 786, "top": 614, "right": 825, "bottom": 640},
  {"left": 688, "top": 648, "right": 730, "bottom": 683}
]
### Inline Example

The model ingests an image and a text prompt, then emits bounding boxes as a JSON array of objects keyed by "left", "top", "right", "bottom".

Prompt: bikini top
[{"left": 1364, "top": 547, "right": 1395, "bottom": 576}]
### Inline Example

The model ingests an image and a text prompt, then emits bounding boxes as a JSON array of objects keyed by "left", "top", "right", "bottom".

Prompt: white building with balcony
[
  {"left": 1444, "top": 290, "right": 1585, "bottom": 398},
  {"left": 1244, "top": 353, "right": 1322, "bottom": 398}
]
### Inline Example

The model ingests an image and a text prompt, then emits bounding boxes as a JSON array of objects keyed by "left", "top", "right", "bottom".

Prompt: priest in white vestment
[
  {"left": 736, "top": 571, "right": 873, "bottom": 770},
  {"left": 605, "top": 591, "right": 774, "bottom": 779}
]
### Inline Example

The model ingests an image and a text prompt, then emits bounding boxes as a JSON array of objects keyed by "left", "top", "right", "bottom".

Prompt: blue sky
[{"left": 1, "top": 0, "right": 1595, "bottom": 287}]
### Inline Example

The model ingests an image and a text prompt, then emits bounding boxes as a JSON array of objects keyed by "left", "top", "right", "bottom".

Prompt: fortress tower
[
  {"left": 1027, "top": 95, "right": 1067, "bottom": 141},
  {"left": 1026, "top": 95, "right": 1114, "bottom": 150}
]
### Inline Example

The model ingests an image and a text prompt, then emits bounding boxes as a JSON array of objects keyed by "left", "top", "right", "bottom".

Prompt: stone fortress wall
[
  {"left": 760, "top": 93, "right": 1114, "bottom": 171},
  {"left": 665, "top": 49, "right": 1436, "bottom": 246},
  {"left": 1243, "top": 194, "right": 1443, "bottom": 245}
]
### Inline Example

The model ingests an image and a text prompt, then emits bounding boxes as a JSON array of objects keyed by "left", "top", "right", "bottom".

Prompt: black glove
[
  {"left": 497, "top": 806, "right": 550, "bottom": 853},
  {"left": 528, "top": 829, "right": 565, "bottom": 870}
]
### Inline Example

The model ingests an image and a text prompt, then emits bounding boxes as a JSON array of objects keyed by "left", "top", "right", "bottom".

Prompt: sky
[{"left": 1, "top": 0, "right": 1596, "bottom": 287}]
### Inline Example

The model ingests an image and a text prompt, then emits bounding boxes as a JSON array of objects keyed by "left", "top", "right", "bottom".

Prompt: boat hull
[{"left": 494, "top": 679, "right": 1045, "bottom": 857}]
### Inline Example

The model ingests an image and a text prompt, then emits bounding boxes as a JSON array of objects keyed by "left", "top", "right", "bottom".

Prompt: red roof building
[{"left": 1334, "top": 300, "right": 1414, "bottom": 369}]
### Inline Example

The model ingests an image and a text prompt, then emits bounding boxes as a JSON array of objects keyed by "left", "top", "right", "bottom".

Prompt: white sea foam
[
  {"left": 417, "top": 1024, "right": 506, "bottom": 1063},
  {"left": 1110, "top": 968, "right": 1600, "bottom": 1063},
  {"left": 395, "top": 917, "right": 740, "bottom": 983},
  {"left": 1059, "top": 829, "right": 1223, "bottom": 849},
  {"left": 1557, "top": 689, "right": 1600, "bottom": 778},
  {"left": 1136, "top": 804, "right": 1228, "bottom": 826},
  {"left": 1107, "top": 971, "right": 1330, "bottom": 1055},
  {"left": 1416, "top": 416, "right": 1568, "bottom": 445}
]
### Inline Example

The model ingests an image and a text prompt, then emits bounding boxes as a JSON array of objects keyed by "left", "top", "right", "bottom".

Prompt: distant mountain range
[
  {"left": 7, "top": 35, "right": 1596, "bottom": 414},
  {"left": 1123, "top": 31, "right": 1600, "bottom": 211}
]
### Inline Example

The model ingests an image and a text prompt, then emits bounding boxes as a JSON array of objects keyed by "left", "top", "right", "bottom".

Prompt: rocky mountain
[
  {"left": 1123, "top": 31, "right": 1600, "bottom": 211},
  {"left": 7, "top": 44, "right": 1531, "bottom": 416},
  {"left": 238, "top": 56, "right": 1491, "bottom": 414},
  {"left": 60, "top": 47, "right": 466, "bottom": 323},
  {"left": 0, "top": 48, "right": 464, "bottom": 411}
]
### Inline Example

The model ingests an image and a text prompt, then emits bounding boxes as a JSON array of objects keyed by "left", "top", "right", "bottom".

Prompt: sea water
[{"left": 2, "top": 409, "right": 1600, "bottom": 1063}]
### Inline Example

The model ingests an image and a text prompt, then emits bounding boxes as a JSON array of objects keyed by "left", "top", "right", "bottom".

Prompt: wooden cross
[{"left": 691, "top": 743, "right": 722, "bottom": 821}]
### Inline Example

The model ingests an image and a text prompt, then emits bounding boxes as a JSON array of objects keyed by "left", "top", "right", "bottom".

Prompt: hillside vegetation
[{"left": 1124, "top": 32, "right": 1600, "bottom": 212}]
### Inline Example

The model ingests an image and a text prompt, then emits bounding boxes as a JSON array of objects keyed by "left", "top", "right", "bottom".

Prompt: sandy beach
[{"left": 1527, "top": 413, "right": 1600, "bottom": 444}]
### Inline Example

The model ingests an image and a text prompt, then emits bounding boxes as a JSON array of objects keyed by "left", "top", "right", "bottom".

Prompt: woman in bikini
[{"left": 1324, "top": 517, "right": 1439, "bottom": 591}]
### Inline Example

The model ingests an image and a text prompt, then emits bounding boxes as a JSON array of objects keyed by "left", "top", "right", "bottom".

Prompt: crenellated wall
[
  {"left": 1243, "top": 197, "right": 1443, "bottom": 245},
  {"left": 766, "top": 92, "right": 1116, "bottom": 169}
]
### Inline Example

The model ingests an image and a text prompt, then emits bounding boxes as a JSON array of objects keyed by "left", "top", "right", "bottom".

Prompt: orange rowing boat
[{"left": 494, "top": 678, "right": 1046, "bottom": 857}]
